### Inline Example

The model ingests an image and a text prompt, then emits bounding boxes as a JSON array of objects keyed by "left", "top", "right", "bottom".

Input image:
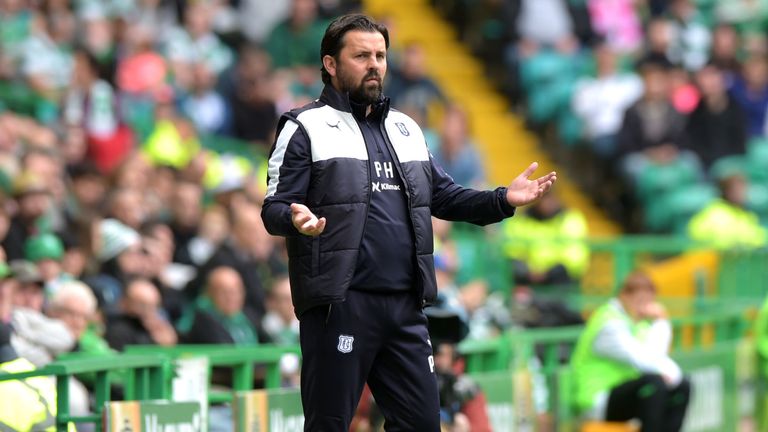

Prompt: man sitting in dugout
[{"left": 570, "top": 271, "right": 690, "bottom": 432}]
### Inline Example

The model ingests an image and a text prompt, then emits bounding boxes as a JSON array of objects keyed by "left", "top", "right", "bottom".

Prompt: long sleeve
[
  {"left": 261, "top": 116, "right": 312, "bottom": 237},
  {"left": 592, "top": 318, "right": 682, "bottom": 386},
  {"left": 429, "top": 154, "right": 515, "bottom": 225}
]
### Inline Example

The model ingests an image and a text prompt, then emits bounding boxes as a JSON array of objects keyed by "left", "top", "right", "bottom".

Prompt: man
[
  {"left": 687, "top": 172, "right": 767, "bottom": 249},
  {"left": 105, "top": 278, "right": 177, "bottom": 351},
  {"left": 570, "top": 271, "right": 690, "bottom": 432},
  {"left": 261, "top": 14, "right": 556, "bottom": 431},
  {"left": 183, "top": 266, "right": 264, "bottom": 345}
]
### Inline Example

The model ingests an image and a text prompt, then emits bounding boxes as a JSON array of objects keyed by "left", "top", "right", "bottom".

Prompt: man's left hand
[{"left": 506, "top": 162, "right": 557, "bottom": 207}]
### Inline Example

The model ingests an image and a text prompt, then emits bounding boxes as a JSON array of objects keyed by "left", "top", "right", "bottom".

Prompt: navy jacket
[{"left": 261, "top": 86, "right": 515, "bottom": 317}]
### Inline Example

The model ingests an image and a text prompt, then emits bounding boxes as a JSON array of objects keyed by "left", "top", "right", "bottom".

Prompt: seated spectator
[
  {"left": 501, "top": 192, "right": 589, "bottom": 287},
  {"left": 183, "top": 266, "right": 266, "bottom": 345},
  {"left": 386, "top": 41, "right": 446, "bottom": 120},
  {"left": 84, "top": 218, "right": 144, "bottom": 310},
  {"left": 729, "top": 54, "right": 768, "bottom": 137},
  {"left": 617, "top": 56, "right": 700, "bottom": 187},
  {"left": 227, "top": 44, "right": 279, "bottom": 145},
  {"left": 685, "top": 63, "right": 747, "bottom": 170},
  {"left": 175, "top": 204, "right": 230, "bottom": 268},
  {"left": 3, "top": 171, "right": 54, "bottom": 261},
  {"left": 45, "top": 279, "right": 102, "bottom": 426},
  {"left": 187, "top": 202, "right": 282, "bottom": 319},
  {"left": 163, "top": 0, "right": 233, "bottom": 89},
  {"left": 265, "top": 0, "right": 327, "bottom": 70},
  {"left": 261, "top": 276, "right": 299, "bottom": 345},
  {"left": 665, "top": 0, "right": 711, "bottom": 72},
  {"left": 8, "top": 259, "right": 74, "bottom": 366},
  {"left": 64, "top": 48, "right": 133, "bottom": 174},
  {"left": 572, "top": 40, "right": 643, "bottom": 160},
  {"left": 23, "top": 232, "right": 69, "bottom": 295},
  {"left": 432, "top": 105, "right": 486, "bottom": 188},
  {"left": 586, "top": 0, "right": 643, "bottom": 55},
  {"left": 570, "top": 271, "right": 690, "bottom": 431},
  {"left": 105, "top": 277, "right": 177, "bottom": 351},
  {"left": 687, "top": 172, "right": 767, "bottom": 249},
  {"left": 709, "top": 24, "right": 742, "bottom": 86},
  {"left": 179, "top": 62, "right": 231, "bottom": 135}
]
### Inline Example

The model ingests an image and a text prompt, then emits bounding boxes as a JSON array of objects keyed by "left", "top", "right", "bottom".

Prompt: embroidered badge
[{"left": 337, "top": 335, "right": 354, "bottom": 353}]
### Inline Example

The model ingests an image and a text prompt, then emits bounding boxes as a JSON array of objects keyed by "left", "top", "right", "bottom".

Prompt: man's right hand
[{"left": 291, "top": 203, "right": 326, "bottom": 236}]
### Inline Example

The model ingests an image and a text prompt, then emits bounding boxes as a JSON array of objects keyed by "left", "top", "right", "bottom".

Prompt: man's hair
[
  {"left": 320, "top": 14, "right": 389, "bottom": 84},
  {"left": 620, "top": 271, "right": 657, "bottom": 295}
]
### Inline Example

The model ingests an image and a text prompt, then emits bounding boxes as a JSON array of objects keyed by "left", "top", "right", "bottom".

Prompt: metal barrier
[
  {"left": 124, "top": 344, "right": 301, "bottom": 403},
  {"left": 0, "top": 353, "right": 169, "bottom": 432}
]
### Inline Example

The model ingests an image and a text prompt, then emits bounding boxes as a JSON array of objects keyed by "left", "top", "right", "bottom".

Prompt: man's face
[{"left": 330, "top": 30, "right": 386, "bottom": 105}]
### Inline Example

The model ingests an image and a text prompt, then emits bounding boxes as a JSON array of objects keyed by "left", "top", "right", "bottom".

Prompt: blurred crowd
[{"left": 437, "top": 0, "right": 768, "bottom": 240}]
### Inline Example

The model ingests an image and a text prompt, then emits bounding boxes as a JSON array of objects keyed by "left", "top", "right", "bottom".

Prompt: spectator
[
  {"left": 570, "top": 271, "right": 690, "bottom": 431},
  {"left": 709, "top": 24, "right": 742, "bottom": 86},
  {"left": 3, "top": 171, "right": 53, "bottom": 261},
  {"left": 169, "top": 180, "right": 203, "bottom": 263},
  {"left": 105, "top": 277, "right": 177, "bottom": 351},
  {"left": 23, "top": 232, "right": 67, "bottom": 294},
  {"left": 163, "top": 0, "right": 233, "bottom": 89},
  {"left": 432, "top": 105, "right": 486, "bottom": 188},
  {"left": 729, "top": 54, "right": 768, "bottom": 137},
  {"left": 177, "top": 204, "right": 230, "bottom": 267},
  {"left": 8, "top": 259, "right": 74, "bottom": 367},
  {"left": 504, "top": 0, "right": 590, "bottom": 60},
  {"left": 188, "top": 202, "right": 281, "bottom": 318},
  {"left": 501, "top": 192, "right": 589, "bottom": 286},
  {"left": 85, "top": 218, "right": 143, "bottom": 310},
  {"left": 45, "top": 279, "right": 101, "bottom": 426},
  {"left": 586, "top": 0, "right": 643, "bottom": 55},
  {"left": 687, "top": 172, "right": 767, "bottom": 249},
  {"left": 179, "top": 62, "right": 231, "bottom": 135},
  {"left": 64, "top": 48, "right": 133, "bottom": 174},
  {"left": 261, "top": 275, "right": 298, "bottom": 345},
  {"left": 685, "top": 63, "right": 747, "bottom": 170},
  {"left": 386, "top": 41, "right": 446, "bottom": 119},
  {"left": 20, "top": 5, "right": 76, "bottom": 104},
  {"left": 617, "top": 57, "right": 698, "bottom": 185},
  {"left": 666, "top": 0, "right": 712, "bottom": 71},
  {"left": 106, "top": 187, "right": 145, "bottom": 230},
  {"left": 265, "top": 0, "right": 327, "bottom": 70},
  {"left": 64, "top": 162, "right": 107, "bottom": 226},
  {"left": 572, "top": 41, "right": 643, "bottom": 160},
  {"left": 228, "top": 44, "right": 279, "bottom": 145},
  {"left": 183, "top": 266, "right": 265, "bottom": 345}
]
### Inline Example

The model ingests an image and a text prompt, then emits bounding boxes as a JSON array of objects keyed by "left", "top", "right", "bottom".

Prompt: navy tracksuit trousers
[{"left": 299, "top": 289, "right": 441, "bottom": 431}]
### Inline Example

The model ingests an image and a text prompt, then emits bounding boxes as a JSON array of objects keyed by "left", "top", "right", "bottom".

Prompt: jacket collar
[{"left": 319, "top": 85, "right": 390, "bottom": 122}]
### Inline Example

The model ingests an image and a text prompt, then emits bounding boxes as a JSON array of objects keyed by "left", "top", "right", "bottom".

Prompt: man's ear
[{"left": 323, "top": 55, "right": 337, "bottom": 79}]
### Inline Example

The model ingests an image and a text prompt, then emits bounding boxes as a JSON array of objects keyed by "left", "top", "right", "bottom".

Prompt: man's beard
[{"left": 338, "top": 68, "right": 382, "bottom": 105}]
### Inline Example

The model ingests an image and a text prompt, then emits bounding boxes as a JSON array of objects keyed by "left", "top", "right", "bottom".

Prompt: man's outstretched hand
[
  {"left": 291, "top": 203, "right": 326, "bottom": 236},
  {"left": 506, "top": 162, "right": 557, "bottom": 207}
]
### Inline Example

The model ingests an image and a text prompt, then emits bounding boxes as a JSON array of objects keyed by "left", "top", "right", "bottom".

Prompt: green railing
[
  {"left": 0, "top": 354, "right": 169, "bottom": 432},
  {"left": 124, "top": 344, "right": 301, "bottom": 403},
  {"left": 460, "top": 306, "right": 750, "bottom": 430}
]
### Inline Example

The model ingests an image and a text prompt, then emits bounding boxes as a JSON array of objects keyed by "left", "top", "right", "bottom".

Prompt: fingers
[
  {"left": 520, "top": 162, "right": 539, "bottom": 179},
  {"left": 291, "top": 203, "right": 326, "bottom": 236},
  {"left": 536, "top": 171, "right": 557, "bottom": 185}
]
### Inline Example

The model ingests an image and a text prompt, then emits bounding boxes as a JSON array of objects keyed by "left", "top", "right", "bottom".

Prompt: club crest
[
  {"left": 395, "top": 122, "right": 410, "bottom": 136},
  {"left": 337, "top": 334, "right": 354, "bottom": 353}
]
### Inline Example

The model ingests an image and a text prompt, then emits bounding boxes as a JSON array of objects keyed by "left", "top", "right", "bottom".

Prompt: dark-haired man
[{"left": 261, "top": 13, "right": 556, "bottom": 431}]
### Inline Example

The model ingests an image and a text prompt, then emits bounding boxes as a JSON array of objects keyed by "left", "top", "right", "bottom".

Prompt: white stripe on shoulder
[
  {"left": 297, "top": 105, "right": 368, "bottom": 162},
  {"left": 265, "top": 120, "right": 300, "bottom": 198},
  {"left": 385, "top": 111, "right": 429, "bottom": 162}
]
